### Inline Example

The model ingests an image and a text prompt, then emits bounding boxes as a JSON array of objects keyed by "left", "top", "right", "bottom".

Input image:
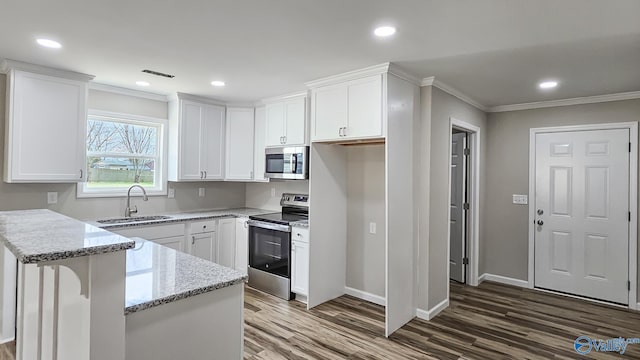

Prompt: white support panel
[
  {"left": 125, "top": 284, "right": 244, "bottom": 360},
  {"left": 308, "top": 144, "right": 347, "bottom": 309},
  {"left": 385, "top": 74, "right": 419, "bottom": 336},
  {"left": 0, "top": 246, "right": 16, "bottom": 344}
]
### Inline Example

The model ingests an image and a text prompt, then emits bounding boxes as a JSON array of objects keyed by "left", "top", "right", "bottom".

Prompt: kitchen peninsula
[{"left": 0, "top": 209, "right": 245, "bottom": 360}]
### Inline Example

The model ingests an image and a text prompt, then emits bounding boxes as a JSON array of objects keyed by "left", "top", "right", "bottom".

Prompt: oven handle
[{"left": 247, "top": 220, "right": 291, "bottom": 233}]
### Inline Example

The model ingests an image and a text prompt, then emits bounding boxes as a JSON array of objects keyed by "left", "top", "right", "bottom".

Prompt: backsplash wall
[{"left": 245, "top": 180, "right": 310, "bottom": 211}]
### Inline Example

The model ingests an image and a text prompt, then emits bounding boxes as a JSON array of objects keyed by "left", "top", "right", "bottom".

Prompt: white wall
[
  {"left": 0, "top": 76, "right": 247, "bottom": 220},
  {"left": 346, "top": 145, "right": 386, "bottom": 298},
  {"left": 245, "top": 180, "right": 309, "bottom": 211}
]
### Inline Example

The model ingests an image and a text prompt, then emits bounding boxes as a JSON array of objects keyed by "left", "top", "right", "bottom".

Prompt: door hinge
[
  {"left": 463, "top": 257, "right": 469, "bottom": 265},
  {"left": 463, "top": 203, "right": 470, "bottom": 211},
  {"left": 463, "top": 148, "right": 471, "bottom": 156}
]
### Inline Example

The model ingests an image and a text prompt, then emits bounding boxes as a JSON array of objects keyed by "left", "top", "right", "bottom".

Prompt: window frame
[{"left": 77, "top": 109, "right": 168, "bottom": 198}]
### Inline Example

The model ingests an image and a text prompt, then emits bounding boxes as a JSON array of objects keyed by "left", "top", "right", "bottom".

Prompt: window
[{"left": 78, "top": 110, "right": 167, "bottom": 197}]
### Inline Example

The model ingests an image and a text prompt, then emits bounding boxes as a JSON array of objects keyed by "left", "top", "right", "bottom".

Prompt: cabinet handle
[
  {"left": 342, "top": 127, "right": 347, "bottom": 137},
  {"left": 200, "top": 171, "right": 203, "bottom": 179},
  {"left": 283, "top": 135, "right": 287, "bottom": 144},
  {"left": 79, "top": 169, "right": 83, "bottom": 179},
  {"left": 339, "top": 127, "right": 343, "bottom": 137},
  {"left": 192, "top": 236, "right": 195, "bottom": 245},
  {"left": 204, "top": 170, "right": 207, "bottom": 178}
]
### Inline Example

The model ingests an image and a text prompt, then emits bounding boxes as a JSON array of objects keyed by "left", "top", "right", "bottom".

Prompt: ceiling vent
[{"left": 141, "top": 69, "right": 175, "bottom": 78}]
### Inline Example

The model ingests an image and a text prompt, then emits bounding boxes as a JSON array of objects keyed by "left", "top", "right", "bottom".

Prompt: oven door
[
  {"left": 265, "top": 147, "right": 308, "bottom": 179},
  {"left": 248, "top": 221, "right": 291, "bottom": 278}
]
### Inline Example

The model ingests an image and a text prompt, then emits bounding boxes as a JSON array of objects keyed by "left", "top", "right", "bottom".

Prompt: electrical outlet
[
  {"left": 168, "top": 188, "right": 175, "bottom": 199},
  {"left": 512, "top": 194, "right": 528, "bottom": 205},
  {"left": 271, "top": 187, "right": 276, "bottom": 197},
  {"left": 47, "top": 192, "right": 58, "bottom": 205},
  {"left": 369, "top": 222, "right": 377, "bottom": 234},
  {"left": 198, "top": 188, "right": 205, "bottom": 197}
]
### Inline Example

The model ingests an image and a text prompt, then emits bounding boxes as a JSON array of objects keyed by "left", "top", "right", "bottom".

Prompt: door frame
[
  {"left": 448, "top": 117, "right": 481, "bottom": 289},
  {"left": 528, "top": 122, "right": 638, "bottom": 310}
]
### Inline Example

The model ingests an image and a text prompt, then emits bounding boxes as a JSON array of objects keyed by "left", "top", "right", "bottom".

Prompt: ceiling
[{"left": 1, "top": 0, "right": 639, "bottom": 107}]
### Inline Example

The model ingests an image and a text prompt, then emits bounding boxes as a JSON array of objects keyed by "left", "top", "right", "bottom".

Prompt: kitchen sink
[{"left": 96, "top": 215, "right": 172, "bottom": 224}]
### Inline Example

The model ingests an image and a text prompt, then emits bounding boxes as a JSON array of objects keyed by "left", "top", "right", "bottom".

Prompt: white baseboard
[
  {"left": 415, "top": 298, "right": 449, "bottom": 321},
  {"left": 479, "top": 273, "right": 528, "bottom": 288},
  {"left": 0, "top": 336, "right": 14, "bottom": 345},
  {"left": 344, "top": 287, "right": 386, "bottom": 306}
]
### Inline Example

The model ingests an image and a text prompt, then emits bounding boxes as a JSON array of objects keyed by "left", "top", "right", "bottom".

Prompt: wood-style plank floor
[{"left": 2, "top": 281, "right": 640, "bottom": 359}]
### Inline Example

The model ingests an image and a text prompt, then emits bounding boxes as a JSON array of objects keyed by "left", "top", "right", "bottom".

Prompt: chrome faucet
[{"left": 125, "top": 185, "right": 148, "bottom": 217}]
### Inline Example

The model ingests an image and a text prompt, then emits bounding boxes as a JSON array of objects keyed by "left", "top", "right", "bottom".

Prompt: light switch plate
[
  {"left": 512, "top": 194, "right": 528, "bottom": 205},
  {"left": 168, "top": 188, "right": 175, "bottom": 199},
  {"left": 369, "top": 222, "right": 377, "bottom": 234},
  {"left": 47, "top": 192, "right": 58, "bottom": 205},
  {"left": 198, "top": 188, "right": 205, "bottom": 197}
]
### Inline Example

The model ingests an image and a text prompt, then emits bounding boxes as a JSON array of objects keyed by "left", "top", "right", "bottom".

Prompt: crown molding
[
  {"left": 387, "top": 63, "right": 421, "bottom": 86},
  {"left": 172, "top": 92, "right": 226, "bottom": 106},
  {"left": 89, "top": 82, "right": 169, "bottom": 102},
  {"left": 421, "top": 76, "right": 488, "bottom": 112},
  {"left": 488, "top": 91, "right": 640, "bottom": 112},
  {"left": 1, "top": 59, "right": 94, "bottom": 82},
  {"left": 260, "top": 90, "right": 309, "bottom": 104},
  {"left": 305, "top": 63, "right": 391, "bottom": 88}
]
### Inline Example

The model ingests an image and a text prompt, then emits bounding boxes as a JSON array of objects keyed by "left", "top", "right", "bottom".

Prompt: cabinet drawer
[
  {"left": 112, "top": 223, "right": 185, "bottom": 240},
  {"left": 291, "top": 227, "right": 309, "bottom": 243},
  {"left": 189, "top": 219, "right": 217, "bottom": 234}
]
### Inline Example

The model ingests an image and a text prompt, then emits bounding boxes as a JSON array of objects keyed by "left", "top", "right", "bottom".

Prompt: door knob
[
  {"left": 537, "top": 220, "right": 544, "bottom": 226},
  {"left": 537, "top": 209, "right": 544, "bottom": 215}
]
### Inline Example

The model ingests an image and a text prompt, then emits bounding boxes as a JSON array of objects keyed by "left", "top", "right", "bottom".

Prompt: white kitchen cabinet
[
  {"left": 225, "top": 107, "right": 255, "bottom": 180},
  {"left": 188, "top": 219, "right": 217, "bottom": 261},
  {"left": 217, "top": 218, "right": 236, "bottom": 268},
  {"left": 2, "top": 63, "right": 94, "bottom": 183},
  {"left": 253, "top": 106, "right": 268, "bottom": 182},
  {"left": 111, "top": 223, "right": 186, "bottom": 251},
  {"left": 310, "top": 74, "right": 383, "bottom": 142},
  {"left": 291, "top": 226, "right": 309, "bottom": 297},
  {"left": 234, "top": 218, "right": 249, "bottom": 275},
  {"left": 264, "top": 94, "right": 308, "bottom": 147},
  {"left": 168, "top": 94, "right": 225, "bottom": 181}
]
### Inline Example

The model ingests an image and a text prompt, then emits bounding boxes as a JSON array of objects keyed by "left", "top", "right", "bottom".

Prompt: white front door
[
  {"left": 534, "top": 129, "right": 629, "bottom": 304},
  {"left": 450, "top": 132, "right": 467, "bottom": 283}
]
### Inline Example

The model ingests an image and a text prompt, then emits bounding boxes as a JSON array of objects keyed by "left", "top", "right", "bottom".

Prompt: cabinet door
[
  {"left": 155, "top": 235, "right": 186, "bottom": 252},
  {"left": 283, "top": 97, "right": 306, "bottom": 146},
  {"left": 346, "top": 75, "right": 383, "bottom": 139},
  {"left": 189, "top": 232, "right": 216, "bottom": 261},
  {"left": 312, "top": 84, "right": 347, "bottom": 141},
  {"left": 225, "top": 108, "right": 255, "bottom": 180},
  {"left": 202, "top": 104, "right": 226, "bottom": 180},
  {"left": 6, "top": 71, "right": 86, "bottom": 182},
  {"left": 234, "top": 218, "right": 249, "bottom": 275},
  {"left": 265, "top": 103, "right": 285, "bottom": 147},
  {"left": 253, "top": 107, "right": 268, "bottom": 182},
  {"left": 179, "top": 100, "right": 205, "bottom": 180},
  {"left": 291, "top": 241, "right": 309, "bottom": 296},
  {"left": 217, "top": 218, "right": 236, "bottom": 268}
]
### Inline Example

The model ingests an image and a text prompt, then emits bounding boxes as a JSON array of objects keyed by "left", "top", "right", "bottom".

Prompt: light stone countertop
[
  {"left": 88, "top": 208, "right": 277, "bottom": 230},
  {"left": 290, "top": 219, "right": 309, "bottom": 228},
  {"left": 124, "top": 238, "right": 246, "bottom": 314},
  {"left": 0, "top": 209, "right": 134, "bottom": 264}
]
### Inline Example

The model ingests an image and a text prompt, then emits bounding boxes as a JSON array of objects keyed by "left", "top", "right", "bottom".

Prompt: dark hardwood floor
[{"left": 2, "top": 281, "right": 640, "bottom": 359}]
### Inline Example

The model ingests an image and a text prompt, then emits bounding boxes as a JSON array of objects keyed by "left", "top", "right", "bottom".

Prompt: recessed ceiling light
[
  {"left": 36, "top": 38, "right": 62, "bottom": 49},
  {"left": 211, "top": 80, "right": 225, "bottom": 87},
  {"left": 539, "top": 81, "right": 558, "bottom": 89},
  {"left": 374, "top": 26, "right": 396, "bottom": 37},
  {"left": 136, "top": 81, "right": 150, "bottom": 87}
]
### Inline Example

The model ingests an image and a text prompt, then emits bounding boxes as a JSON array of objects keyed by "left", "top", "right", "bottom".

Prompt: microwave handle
[{"left": 292, "top": 154, "right": 298, "bottom": 173}]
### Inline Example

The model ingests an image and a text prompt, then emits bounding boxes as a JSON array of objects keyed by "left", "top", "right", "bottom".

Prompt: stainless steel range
[{"left": 247, "top": 193, "right": 309, "bottom": 300}]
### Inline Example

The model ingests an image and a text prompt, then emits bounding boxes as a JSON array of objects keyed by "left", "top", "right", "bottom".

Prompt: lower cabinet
[
  {"left": 217, "top": 218, "right": 236, "bottom": 268},
  {"left": 235, "top": 218, "right": 249, "bottom": 275},
  {"left": 111, "top": 223, "right": 186, "bottom": 252},
  {"left": 155, "top": 236, "right": 186, "bottom": 252},
  {"left": 291, "top": 227, "right": 309, "bottom": 296}
]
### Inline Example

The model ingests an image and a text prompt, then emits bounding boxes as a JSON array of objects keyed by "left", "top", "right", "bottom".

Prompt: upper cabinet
[
  {"left": 264, "top": 93, "right": 308, "bottom": 147},
  {"left": 1, "top": 61, "right": 94, "bottom": 183},
  {"left": 309, "top": 74, "right": 383, "bottom": 142},
  {"left": 168, "top": 94, "right": 225, "bottom": 181},
  {"left": 225, "top": 107, "right": 255, "bottom": 180},
  {"left": 253, "top": 106, "right": 268, "bottom": 182}
]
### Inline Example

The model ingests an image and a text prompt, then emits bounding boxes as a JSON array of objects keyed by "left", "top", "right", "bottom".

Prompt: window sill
[{"left": 76, "top": 184, "right": 167, "bottom": 199}]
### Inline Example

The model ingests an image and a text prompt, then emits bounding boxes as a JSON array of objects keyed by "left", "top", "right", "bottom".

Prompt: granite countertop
[
  {"left": 125, "top": 238, "right": 246, "bottom": 314},
  {"left": 290, "top": 219, "right": 309, "bottom": 228},
  {"left": 0, "top": 209, "right": 134, "bottom": 264},
  {"left": 90, "top": 208, "right": 277, "bottom": 230}
]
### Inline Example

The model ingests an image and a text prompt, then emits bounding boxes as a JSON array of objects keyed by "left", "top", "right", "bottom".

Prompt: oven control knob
[{"left": 266, "top": 264, "right": 269, "bottom": 269}]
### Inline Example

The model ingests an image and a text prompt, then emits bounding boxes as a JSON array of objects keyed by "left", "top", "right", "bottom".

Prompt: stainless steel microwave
[{"left": 265, "top": 146, "right": 309, "bottom": 180}]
